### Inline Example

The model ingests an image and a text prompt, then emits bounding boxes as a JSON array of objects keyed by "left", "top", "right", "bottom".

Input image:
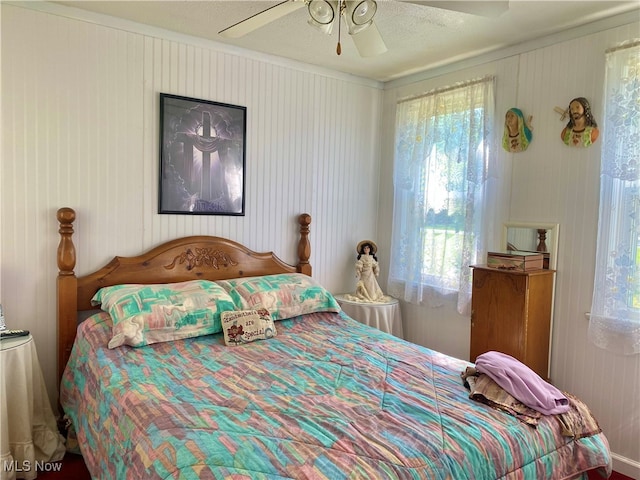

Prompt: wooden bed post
[
  {"left": 57, "top": 207, "right": 77, "bottom": 384},
  {"left": 298, "top": 213, "right": 312, "bottom": 276}
]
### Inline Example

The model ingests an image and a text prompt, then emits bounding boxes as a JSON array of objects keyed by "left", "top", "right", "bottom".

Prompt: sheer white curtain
[
  {"left": 588, "top": 41, "right": 640, "bottom": 355},
  {"left": 388, "top": 77, "right": 495, "bottom": 315}
]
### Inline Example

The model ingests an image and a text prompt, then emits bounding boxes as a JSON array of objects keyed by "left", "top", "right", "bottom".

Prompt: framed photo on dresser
[{"left": 159, "top": 93, "right": 246, "bottom": 215}]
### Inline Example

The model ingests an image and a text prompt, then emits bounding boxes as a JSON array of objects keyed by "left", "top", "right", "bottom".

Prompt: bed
[{"left": 56, "top": 207, "right": 612, "bottom": 479}]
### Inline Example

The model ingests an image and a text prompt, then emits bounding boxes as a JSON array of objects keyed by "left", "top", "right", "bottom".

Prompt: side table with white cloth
[
  {"left": 335, "top": 295, "right": 404, "bottom": 338},
  {"left": 1, "top": 335, "right": 65, "bottom": 480}
]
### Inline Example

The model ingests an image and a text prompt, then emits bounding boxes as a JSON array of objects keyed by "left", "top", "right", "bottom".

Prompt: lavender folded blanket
[{"left": 474, "top": 351, "right": 570, "bottom": 415}]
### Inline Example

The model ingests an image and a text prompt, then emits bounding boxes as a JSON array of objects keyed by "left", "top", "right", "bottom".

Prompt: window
[
  {"left": 388, "top": 77, "right": 495, "bottom": 315},
  {"left": 588, "top": 41, "right": 640, "bottom": 355},
  {"left": 624, "top": 186, "right": 640, "bottom": 309}
]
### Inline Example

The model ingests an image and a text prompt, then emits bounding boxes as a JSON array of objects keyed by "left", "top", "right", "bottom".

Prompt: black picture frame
[{"left": 159, "top": 93, "right": 246, "bottom": 215}]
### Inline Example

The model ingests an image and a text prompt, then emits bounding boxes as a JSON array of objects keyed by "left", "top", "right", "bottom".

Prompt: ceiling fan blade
[
  {"left": 219, "top": 0, "right": 306, "bottom": 38},
  {"left": 403, "top": 1, "right": 509, "bottom": 17},
  {"left": 351, "top": 21, "right": 387, "bottom": 57}
]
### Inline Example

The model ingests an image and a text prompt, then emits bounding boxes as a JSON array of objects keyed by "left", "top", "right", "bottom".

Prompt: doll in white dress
[{"left": 345, "top": 240, "right": 388, "bottom": 303}]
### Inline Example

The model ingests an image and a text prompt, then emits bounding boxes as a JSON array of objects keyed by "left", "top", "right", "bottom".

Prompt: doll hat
[{"left": 357, "top": 240, "right": 377, "bottom": 255}]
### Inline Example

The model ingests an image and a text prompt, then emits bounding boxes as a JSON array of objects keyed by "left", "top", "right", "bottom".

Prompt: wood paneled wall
[{"left": 1, "top": 3, "right": 383, "bottom": 411}]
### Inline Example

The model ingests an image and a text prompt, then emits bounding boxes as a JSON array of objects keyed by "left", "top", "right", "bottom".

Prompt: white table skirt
[
  {"left": 1, "top": 335, "right": 65, "bottom": 480},
  {"left": 335, "top": 295, "right": 404, "bottom": 339}
]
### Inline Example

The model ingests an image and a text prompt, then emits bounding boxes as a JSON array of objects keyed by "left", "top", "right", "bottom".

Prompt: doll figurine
[{"left": 345, "top": 240, "right": 387, "bottom": 303}]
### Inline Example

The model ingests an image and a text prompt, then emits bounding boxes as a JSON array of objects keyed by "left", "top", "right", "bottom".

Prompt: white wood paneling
[{"left": 1, "top": 3, "right": 382, "bottom": 411}]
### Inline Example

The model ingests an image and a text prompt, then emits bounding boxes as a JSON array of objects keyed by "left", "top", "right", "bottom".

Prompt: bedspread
[{"left": 60, "top": 311, "right": 611, "bottom": 479}]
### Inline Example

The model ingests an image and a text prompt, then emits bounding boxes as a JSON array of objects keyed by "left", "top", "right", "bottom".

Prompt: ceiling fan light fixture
[
  {"left": 308, "top": 0, "right": 336, "bottom": 25},
  {"left": 349, "top": 0, "right": 377, "bottom": 25},
  {"left": 345, "top": 0, "right": 376, "bottom": 35}
]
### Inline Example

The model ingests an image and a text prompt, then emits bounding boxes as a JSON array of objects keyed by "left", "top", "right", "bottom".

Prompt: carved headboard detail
[{"left": 56, "top": 207, "right": 313, "bottom": 382}]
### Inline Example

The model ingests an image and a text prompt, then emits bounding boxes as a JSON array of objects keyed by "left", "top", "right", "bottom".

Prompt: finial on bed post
[
  {"left": 298, "top": 213, "right": 312, "bottom": 276},
  {"left": 56, "top": 207, "right": 78, "bottom": 387},
  {"left": 57, "top": 207, "right": 76, "bottom": 275}
]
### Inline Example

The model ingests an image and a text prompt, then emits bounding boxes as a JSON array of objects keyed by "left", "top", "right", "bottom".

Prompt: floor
[
  {"left": 36, "top": 453, "right": 635, "bottom": 480},
  {"left": 589, "top": 471, "right": 635, "bottom": 480},
  {"left": 37, "top": 453, "right": 89, "bottom": 479}
]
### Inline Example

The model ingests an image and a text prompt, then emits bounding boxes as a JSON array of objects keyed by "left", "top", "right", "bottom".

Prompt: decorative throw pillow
[
  {"left": 221, "top": 308, "right": 277, "bottom": 346},
  {"left": 216, "top": 273, "right": 340, "bottom": 321},
  {"left": 92, "top": 280, "right": 236, "bottom": 348}
]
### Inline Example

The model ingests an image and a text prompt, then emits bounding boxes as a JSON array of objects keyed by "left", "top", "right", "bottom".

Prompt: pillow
[
  {"left": 92, "top": 280, "right": 236, "bottom": 348},
  {"left": 221, "top": 308, "right": 277, "bottom": 346},
  {"left": 216, "top": 273, "right": 340, "bottom": 321}
]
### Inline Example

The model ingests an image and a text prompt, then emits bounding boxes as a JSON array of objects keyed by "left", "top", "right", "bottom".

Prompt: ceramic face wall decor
[
  {"left": 560, "top": 97, "right": 599, "bottom": 147},
  {"left": 502, "top": 108, "right": 533, "bottom": 153}
]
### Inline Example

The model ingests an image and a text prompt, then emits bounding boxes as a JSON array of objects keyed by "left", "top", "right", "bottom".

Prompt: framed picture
[{"left": 159, "top": 93, "right": 246, "bottom": 215}]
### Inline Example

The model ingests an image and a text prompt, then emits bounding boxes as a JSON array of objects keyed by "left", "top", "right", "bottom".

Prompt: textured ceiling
[{"left": 51, "top": 1, "right": 640, "bottom": 82}]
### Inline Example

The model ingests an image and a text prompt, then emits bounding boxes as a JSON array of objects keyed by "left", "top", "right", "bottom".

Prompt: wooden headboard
[{"left": 56, "top": 207, "right": 312, "bottom": 382}]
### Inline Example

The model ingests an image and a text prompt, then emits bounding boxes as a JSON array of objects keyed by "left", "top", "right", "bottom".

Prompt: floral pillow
[
  {"left": 221, "top": 308, "right": 276, "bottom": 346},
  {"left": 92, "top": 280, "right": 236, "bottom": 348},
  {"left": 216, "top": 273, "right": 340, "bottom": 321}
]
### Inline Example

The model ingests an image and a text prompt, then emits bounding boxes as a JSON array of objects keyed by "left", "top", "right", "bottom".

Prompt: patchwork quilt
[{"left": 60, "top": 311, "right": 611, "bottom": 479}]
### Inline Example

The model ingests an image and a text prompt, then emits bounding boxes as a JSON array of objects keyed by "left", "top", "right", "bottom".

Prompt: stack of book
[{"left": 487, "top": 251, "right": 544, "bottom": 271}]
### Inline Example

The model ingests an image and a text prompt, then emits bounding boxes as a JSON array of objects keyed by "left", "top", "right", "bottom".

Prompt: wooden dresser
[{"left": 469, "top": 265, "right": 555, "bottom": 379}]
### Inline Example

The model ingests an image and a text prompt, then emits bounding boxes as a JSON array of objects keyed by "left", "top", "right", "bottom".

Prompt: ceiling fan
[{"left": 218, "top": 0, "right": 509, "bottom": 58}]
